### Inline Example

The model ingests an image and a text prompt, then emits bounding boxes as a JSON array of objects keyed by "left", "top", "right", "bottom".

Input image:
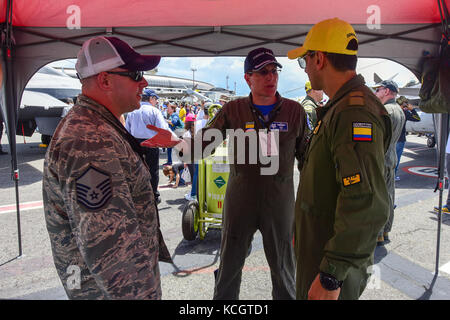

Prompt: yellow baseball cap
[
  {"left": 287, "top": 18, "right": 358, "bottom": 59},
  {"left": 305, "top": 81, "right": 312, "bottom": 92}
]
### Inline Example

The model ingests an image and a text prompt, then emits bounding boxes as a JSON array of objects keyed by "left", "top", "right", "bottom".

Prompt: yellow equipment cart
[{"left": 182, "top": 141, "right": 229, "bottom": 240}]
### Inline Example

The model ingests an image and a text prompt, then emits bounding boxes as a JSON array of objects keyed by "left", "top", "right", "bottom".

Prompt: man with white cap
[
  {"left": 288, "top": 18, "right": 392, "bottom": 300},
  {"left": 42, "top": 36, "right": 171, "bottom": 300},
  {"left": 126, "top": 88, "right": 170, "bottom": 205}
]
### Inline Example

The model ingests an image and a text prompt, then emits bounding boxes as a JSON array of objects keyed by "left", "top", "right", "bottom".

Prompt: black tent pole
[
  {"left": 435, "top": 114, "right": 448, "bottom": 275},
  {"left": 3, "top": 0, "right": 22, "bottom": 258}
]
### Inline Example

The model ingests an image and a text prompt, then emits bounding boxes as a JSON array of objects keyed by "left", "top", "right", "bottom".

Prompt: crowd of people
[
  {"left": 125, "top": 91, "right": 215, "bottom": 202},
  {"left": 41, "top": 17, "right": 428, "bottom": 301}
]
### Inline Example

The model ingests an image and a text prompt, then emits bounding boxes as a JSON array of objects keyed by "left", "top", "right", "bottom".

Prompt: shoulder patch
[
  {"left": 342, "top": 173, "right": 361, "bottom": 187},
  {"left": 349, "top": 91, "right": 364, "bottom": 97},
  {"left": 352, "top": 122, "right": 373, "bottom": 142},
  {"left": 76, "top": 165, "right": 112, "bottom": 211}
]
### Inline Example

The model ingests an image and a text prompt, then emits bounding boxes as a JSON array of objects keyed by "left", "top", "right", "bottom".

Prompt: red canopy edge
[{"left": 0, "top": 0, "right": 443, "bottom": 27}]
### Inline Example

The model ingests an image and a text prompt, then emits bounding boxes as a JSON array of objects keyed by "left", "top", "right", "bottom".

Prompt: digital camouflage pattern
[{"left": 43, "top": 95, "right": 171, "bottom": 300}]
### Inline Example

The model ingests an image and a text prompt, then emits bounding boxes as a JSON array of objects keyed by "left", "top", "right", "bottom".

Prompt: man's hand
[
  {"left": 141, "top": 124, "right": 181, "bottom": 148},
  {"left": 308, "top": 274, "right": 341, "bottom": 300}
]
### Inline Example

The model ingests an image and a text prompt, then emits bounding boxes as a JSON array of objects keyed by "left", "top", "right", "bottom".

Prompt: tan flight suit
[
  {"left": 43, "top": 95, "right": 171, "bottom": 300},
  {"left": 190, "top": 92, "right": 308, "bottom": 299},
  {"left": 295, "top": 75, "right": 392, "bottom": 300},
  {"left": 380, "top": 99, "right": 405, "bottom": 238}
]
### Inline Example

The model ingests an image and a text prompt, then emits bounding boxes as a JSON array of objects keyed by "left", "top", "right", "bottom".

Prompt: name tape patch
[
  {"left": 343, "top": 173, "right": 361, "bottom": 187},
  {"left": 269, "top": 121, "right": 288, "bottom": 132},
  {"left": 352, "top": 122, "right": 372, "bottom": 142}
]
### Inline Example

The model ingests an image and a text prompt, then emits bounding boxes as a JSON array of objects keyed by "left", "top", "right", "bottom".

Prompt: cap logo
[{"left": 253, "top": 51, "right": 274, "bottom": 60}]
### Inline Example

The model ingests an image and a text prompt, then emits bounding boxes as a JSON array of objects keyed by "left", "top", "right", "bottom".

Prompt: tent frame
[{"left": 0, "top": 0, "right": 449, "bottom": 290}]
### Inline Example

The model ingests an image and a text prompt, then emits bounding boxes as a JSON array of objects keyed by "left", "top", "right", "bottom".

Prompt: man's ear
[
  {"left": 244, "top": 73, "right": 252, "bottom": 88},
  {"left": 315, "top": 52, "right": 327, "bottom": 70},
  {"left": 96, "top": 72, "right": 112, "bottom": 90}
]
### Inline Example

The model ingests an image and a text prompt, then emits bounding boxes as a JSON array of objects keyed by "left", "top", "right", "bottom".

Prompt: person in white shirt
[{"left": 125, "top": 88, "right": 170, "bottom": 204}]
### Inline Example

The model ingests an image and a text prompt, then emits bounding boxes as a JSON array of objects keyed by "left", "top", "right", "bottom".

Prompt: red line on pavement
[{"left": 0, "top": 200, "right": 43, "bottom": 213}]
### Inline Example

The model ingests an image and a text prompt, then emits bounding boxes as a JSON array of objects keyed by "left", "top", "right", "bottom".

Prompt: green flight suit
[
  {"left": 380, "top": 99, "right": 405, "bottom": 237},
  {"left": 295, "top": 75, "right": 392, "bottom": 300}
]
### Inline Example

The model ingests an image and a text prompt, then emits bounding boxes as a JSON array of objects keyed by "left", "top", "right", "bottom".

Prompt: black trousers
[{"left": 137, "top": 139, "right": 160, "bottom": 200}]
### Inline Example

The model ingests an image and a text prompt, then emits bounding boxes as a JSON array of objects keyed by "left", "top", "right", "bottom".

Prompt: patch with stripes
[
  {"left": 352, "top": 122, "right": 372, "bottom": 142},
  {"left": 76, "top": 165, "right": 112, "bottom": 211}
]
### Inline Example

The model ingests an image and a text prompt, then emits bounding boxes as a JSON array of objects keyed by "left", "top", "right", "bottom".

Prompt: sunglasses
[
  {"left": 106, "top": 70, "right": 145, "bottom": 82},
  {"left": 248, "top": 68, "right": 281, "bottom": 76},
  {"left": 297, "top": 51, "right": 316, "bottom": 69},
  {"left": 375, "top": 87, "right": 386, "bottom": 93}
]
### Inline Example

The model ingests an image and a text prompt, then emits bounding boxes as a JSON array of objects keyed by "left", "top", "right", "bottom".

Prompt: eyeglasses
[
  {"left": 248, "top": 68, "right": 281, "bottom": 76},
  {"left": 106, "top": 70, "right": 145, "bottom": 82},
  {"left": 375, "top": 87, "right": 386, "bottom": 93},
  {"left": 297, "top": 51, "right": 316, "bottom": 69}
]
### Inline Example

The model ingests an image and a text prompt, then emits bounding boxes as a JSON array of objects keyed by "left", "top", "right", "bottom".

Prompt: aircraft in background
[
  {"left": 18, "top": 65, "right": 236, "bottom": 144},
  {"left": 55, "top": 66, "right": 235, "bottom": 103},
  {"left": 19, "top": 66, "right": 81, "bottom": 144}
]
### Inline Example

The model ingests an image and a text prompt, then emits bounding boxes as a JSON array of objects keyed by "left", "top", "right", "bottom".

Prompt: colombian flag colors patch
[{"left": 352, "top": 122, "right": 372, "bottom": 142}]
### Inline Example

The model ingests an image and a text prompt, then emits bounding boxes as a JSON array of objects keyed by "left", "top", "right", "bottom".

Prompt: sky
[{"left": 50, "top": 56, "right": 419, "bottom": 100}]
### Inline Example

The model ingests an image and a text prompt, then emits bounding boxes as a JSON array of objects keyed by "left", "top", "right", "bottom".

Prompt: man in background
[
  {"left": 374, "top": 80, "right": 405, "bottom": 246},
  {"left": 301, "top": 80, "right": 323, "bottom": 131},
  {"left": 126, "top": 88, "right": 169, "bottom": 204}
]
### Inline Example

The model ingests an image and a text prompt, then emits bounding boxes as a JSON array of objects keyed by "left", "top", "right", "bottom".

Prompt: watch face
[{"left": 320, "top": 273, "right": 341, "bottom": 291}]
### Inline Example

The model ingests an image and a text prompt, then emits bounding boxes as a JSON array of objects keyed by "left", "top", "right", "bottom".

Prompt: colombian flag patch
[{"left": 352, "top": 122, "right": 372, "bottom": 142}]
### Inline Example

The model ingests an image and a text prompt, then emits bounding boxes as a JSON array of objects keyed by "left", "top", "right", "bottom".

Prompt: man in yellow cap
[
  {"left": 288, "top": 18, "right": 391, "bottom": 300},
  {"left": 301, "top": 81, "right": 323, "bottom": 131}
]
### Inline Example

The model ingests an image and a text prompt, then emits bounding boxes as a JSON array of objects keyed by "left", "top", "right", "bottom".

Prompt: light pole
[{"left": 191, "top": 67, "right": 197, "bottom": 89}]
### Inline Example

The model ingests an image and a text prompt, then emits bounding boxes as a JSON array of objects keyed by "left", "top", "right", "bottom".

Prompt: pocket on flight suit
[{"left": 334, "top": 142, "right": 373, "bottom": 197}]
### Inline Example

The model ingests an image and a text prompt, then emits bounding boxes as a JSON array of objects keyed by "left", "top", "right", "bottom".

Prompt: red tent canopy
[{"left": 0, "top": 0, "right": 443, "bottom": 27}]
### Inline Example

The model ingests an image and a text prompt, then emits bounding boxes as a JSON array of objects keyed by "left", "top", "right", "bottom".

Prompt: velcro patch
[
  {"left": 343, "top": 173, "right": 361, "bottom": 187},
  {"left": 349, "top": 97, "right": 364, "bottom": 105},
  {"left": 76, "top": 165, "right": 112, "bottom": 211},
  {"left": 352, "top": 122, "right": 372, "bottom": 142}
]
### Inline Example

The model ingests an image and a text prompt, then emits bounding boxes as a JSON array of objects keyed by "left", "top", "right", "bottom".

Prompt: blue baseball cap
[{"left": 142, "top": 88, "right": 159, "bottom": 99}]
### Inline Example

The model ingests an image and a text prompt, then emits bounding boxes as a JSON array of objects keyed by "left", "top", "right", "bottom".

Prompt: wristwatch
[{"left": 319, "top": 272, "right": 343, "bottom": 291}]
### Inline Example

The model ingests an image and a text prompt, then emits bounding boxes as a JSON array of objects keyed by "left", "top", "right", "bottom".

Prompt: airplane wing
[
  {"left": 20, "top": 90, "right": 68, "bottom": 108},
  {"left": 398, "top": 87, "right": 421, "bottom": 97}
]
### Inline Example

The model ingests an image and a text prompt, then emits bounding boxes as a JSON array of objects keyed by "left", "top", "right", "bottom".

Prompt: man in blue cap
[{"left": 126, "top": 88, "right": 170, "bottom": 204}]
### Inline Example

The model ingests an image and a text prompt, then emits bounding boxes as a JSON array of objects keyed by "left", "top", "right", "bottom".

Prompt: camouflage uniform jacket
[{"left": 43, "top": 95, "right": 171, "bottom": 300}]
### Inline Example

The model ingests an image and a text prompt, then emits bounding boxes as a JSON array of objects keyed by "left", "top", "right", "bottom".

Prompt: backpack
[{"left": 419, "top": 40, "right": 450, "bottom": 113}]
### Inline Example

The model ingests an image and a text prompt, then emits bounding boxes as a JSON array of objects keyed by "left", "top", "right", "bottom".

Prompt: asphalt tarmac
[{"left": 0, "top": 132, "right": 449, "bottom": 300}]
